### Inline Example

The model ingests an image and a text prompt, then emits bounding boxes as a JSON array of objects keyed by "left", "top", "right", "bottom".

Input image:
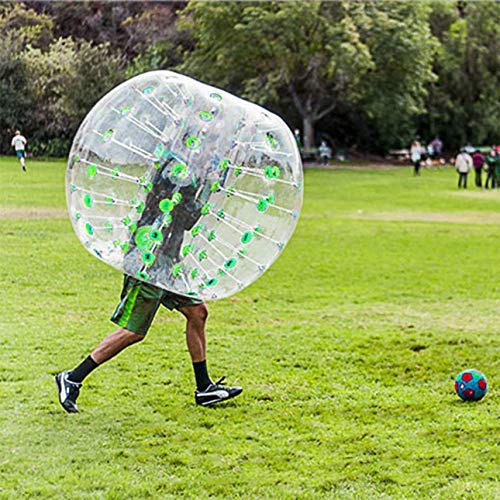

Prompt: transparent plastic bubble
[{"left": 66, "top": 71, "right": 303, "bottom": 300}]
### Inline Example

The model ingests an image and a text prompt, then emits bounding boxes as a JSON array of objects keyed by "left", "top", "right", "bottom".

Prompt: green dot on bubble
[
  {"left": 105, "top": 196, "right": 115, "bottom": 206},
  {"left": 224, "top": 258, "right": 237, "bottom": 270},
  {"left": 226, "top": 186, "right": 235, "bottom": 198},
  {"left": 272, "top": 166, "right": 281, "bottom": 178},
  {"left": 135, "top": 202, "right": 145, "bottom": 214},
  {"left": 142, "top": 181, "right": 153, "bottom": 193},
  {"left": 198, "top": 249, "right": 207, "bottom": 261},
  {"left": 257, "top": 199, "right": 268, "bottom": 212},
  {"left": 111, "top": 167, "right": 120, "bottom": 177},
  {"left": 102, "top": 129, "right": 113, "bottom": 143},
  {"left": 154, "top": 161, "right": 162, "bottom": 170},
  {"left": 129, "top": 222, "right": 137, "bottom": 233},
  {"left": 172, "top": 192, "right": 182, "bottom": 205},
  {"left": 135, "top": 226, "right": 154, "bottom": 250},
  {"left": 182, "top": 244, "right": 195, "bottom": 257},
  {"left": 74, "top": 212, "right": 81, "bottom": 220},
  {"left": 172, "top": 163, "right": 187, "bottom": 179},
  {"left": 235, "top": 166, "right": 242, "bottom": 177},
  {"left": 172, "top": 264, "right": 183, "bottom": 278},
  {"left": 219, "top": 159, "right": 230, "bottom": 171},
  {"left": 119, "top": 105, "right": 131, "bottom": 117},
  {"left": 199, "top": 111, "right": 214, "bottom": 122},
  {"left": 254, "top": 224, "right": 262, "bottom": 233},
  {"left": 70, "top": 184, "right": 77, "bottom": 193},
  {"left": 113, "top": 239, "right": 121, "bottom": 248},
  {"left": 217, "top": 209, "right": 225, "bottom": 219},
  {"left": 266, "top": 133, "right": 278, "bottom": 149},
  {"left": 83, "top": 194, "right": 93, "bottom": 208},
  {"left": 104, "top": 221, "right": 113, "bottom": 233},
  {"left": 264, "top": 166, "right": 273, "bottom": 179},
  {"left": 267, "top": 193, "right": 275, "bottom": 204},
  {"left": 143, "top": 86, "right": 154, "bottom": 94},
  {"left": 191, "top": 268, "right": 199, "bottom": 279},
  {"left": 208, "top": 230, "right": 216, "bottom": 242},
  {"left": 238, "top": 248, "right": 247, "bottom": 256},
  {"left": 201, "top": 203, "right": 212, "bottom": 215},
  {"left": 211, "top": 181, "right": 220, "bottom": 192},
  {"left": 210, "top": 93, "right": 222, "bottom": 101},
  {"left": 85, "top": 223, "right": 94, "bottom": 235},
  {"left": 137, "top": 271, "right": 149, "bottom": 280},
  {"left": 149, "top": 229, "right": 163, "bottom": 243},
  {"left": 206, "top": 278, "right": 218, "bottom": 287},
  {"left": 192, "top": 225, "right": 202, "bottom": 237},
  {"left": 241, "top": 231, "right": 253, "bottom": 244},
  {"left": 122, "top": 216, "right": 131, "bottom": 226},
  {"left": 121, "top": 242, "right": 129, "bottom": 253},
  {"left": 88, "top": 164, "right": 97, "bottom": 178},
  {"left": 186, "top": 137, "right": 201, "bottom": 150},
  {"left": 142, "top": 251, "right": 155, "bottom": 264},
  {"left": 163, "top": 214, "right": 173, "bottom": 226},
  {"left": 159, "top": 199, "right": 174, "bottom": 213}
]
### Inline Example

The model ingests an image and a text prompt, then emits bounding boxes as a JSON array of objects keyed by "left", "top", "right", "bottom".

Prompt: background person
[
  {"left": 455, "top": 148, "right": 473, "bottom": 189},
  {"left": 471, "top": 149, "right": 485, "bottom": 188},
  {"left": 430, "top": 136, "right": 443, "bottom": 159},
  {"left": 318, "top": 140, "right": 332, "bottom": 166},
  {"left": 485, "top": 147, "right": 498, "bottom": 189},
  {"left": 11, "top": 130, "right": 27, "bottom": 171},
  {"left": 410, "top": 140, "right": 422, "bottom": 175},
  {"left": 495, "top": 148, "right": 500, "bottom": 188}
]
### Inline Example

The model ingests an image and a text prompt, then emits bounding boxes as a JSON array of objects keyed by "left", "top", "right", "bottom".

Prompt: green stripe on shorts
[{"left": 117, "top": 285, "right": 140, "bottom": 328}]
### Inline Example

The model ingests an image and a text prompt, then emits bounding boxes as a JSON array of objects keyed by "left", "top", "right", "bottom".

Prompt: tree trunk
[{"left": 303, "top": 114, "right": 315, "bottom": 149}]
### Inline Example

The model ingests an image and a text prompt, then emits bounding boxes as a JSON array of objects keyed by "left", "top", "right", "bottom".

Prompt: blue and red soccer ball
[{"left": 455, "top": 369, "right": 488, "bottom": 401}]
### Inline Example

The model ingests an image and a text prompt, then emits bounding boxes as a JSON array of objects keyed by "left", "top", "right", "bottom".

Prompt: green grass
[{"left": 0, "top": 157, "right": 498, "bottom": 498}]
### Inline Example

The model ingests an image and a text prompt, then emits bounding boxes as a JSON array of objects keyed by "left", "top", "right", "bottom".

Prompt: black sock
[
  {"left": 68, "top": 355, "right": 99, "bottom": 383},
  {"left": 193, "top": 360, "right": 212, "bottom": 391}
]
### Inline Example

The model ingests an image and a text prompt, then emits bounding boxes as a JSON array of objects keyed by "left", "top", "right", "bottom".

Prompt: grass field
[{"left": 0, "top": 157, "right": 498, "bottom": 499}]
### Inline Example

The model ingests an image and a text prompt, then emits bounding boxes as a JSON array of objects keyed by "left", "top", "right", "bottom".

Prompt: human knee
[
  {"left": 184, "top": 303, "right": 208, "bottom": 323},
  {"left": 119, "top": 328, "right": 145, "bottom": 344}
]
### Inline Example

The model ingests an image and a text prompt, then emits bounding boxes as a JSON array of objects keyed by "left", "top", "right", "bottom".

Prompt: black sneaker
[
  {"left": 195, "top": 377, "right": 242, "bottom": 406},
  {"left": 55, "top": 370, "right": 81, "bottom": 413}
]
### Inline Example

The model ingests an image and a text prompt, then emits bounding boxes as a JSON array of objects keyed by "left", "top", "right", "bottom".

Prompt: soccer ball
[{"left": 454, "top": 369, "right": 488, "bottom": 401}]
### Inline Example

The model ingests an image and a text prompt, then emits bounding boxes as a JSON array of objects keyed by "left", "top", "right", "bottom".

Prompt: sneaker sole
[{"left": 197, "top": 388, "right": 243, "bottom": 406}]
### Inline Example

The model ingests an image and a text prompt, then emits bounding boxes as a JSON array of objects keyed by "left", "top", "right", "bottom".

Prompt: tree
[
  {"left": 22, "top": 37, "right": 124, "bottom": 155},
  {"left": 179, "top": 1, "right": 373, "bottom": 148},
  {"left": 355, "top": 1, "right": 437, "bottom": 151},
  {"left": 0, "top": 3, "right": 52, "bottom": 153},
  {"left": 424, "top": 2, "right": 500, "bottom": 150},
  {"left": 0, "top": 34, "right": 35, "bottom": 153}
]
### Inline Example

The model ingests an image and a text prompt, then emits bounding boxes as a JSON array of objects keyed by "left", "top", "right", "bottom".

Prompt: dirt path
[{"left": 0, "top": 208, "right": 67, "bottom": 218}]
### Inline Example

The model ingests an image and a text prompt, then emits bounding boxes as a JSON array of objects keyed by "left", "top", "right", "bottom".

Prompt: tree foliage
[
  {"left": 179, "top": 1, "right": 374, "bottom": 147},
  {"left": 0, "top": 1, "right": 498, "bottom": 156}
]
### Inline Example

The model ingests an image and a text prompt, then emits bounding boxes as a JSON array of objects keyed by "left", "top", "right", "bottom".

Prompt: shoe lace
[
  {"left": 65, "top": 375, "right": 81, "bottom": 397},
  {"left": 213, "top": 376, "right": 226, "bottom": 388}
]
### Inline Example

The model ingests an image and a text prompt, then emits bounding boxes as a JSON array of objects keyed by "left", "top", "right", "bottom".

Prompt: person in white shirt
[
  {"left": 11, "top": 130, "right": 27, "bottom": 171},
  {"left": 455, "top": 149, "right": 473, "bottom": 189}
]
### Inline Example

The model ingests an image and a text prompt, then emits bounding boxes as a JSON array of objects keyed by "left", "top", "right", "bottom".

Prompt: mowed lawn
[{"left": 0, "top": 157, "right": 498, "bottom": 499}]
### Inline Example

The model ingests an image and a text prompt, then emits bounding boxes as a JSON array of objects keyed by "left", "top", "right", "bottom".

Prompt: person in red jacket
[{"left": 471, "top": 150, "right": 485, "bottom": 188}]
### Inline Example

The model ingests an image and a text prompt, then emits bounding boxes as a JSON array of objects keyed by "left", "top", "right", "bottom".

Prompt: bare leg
[
  {"left": 91, "top": 327, "right": 144, "bottom": 364},
  {"left": 178, "top": 303, "right": 208, "bottom": 362}
]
